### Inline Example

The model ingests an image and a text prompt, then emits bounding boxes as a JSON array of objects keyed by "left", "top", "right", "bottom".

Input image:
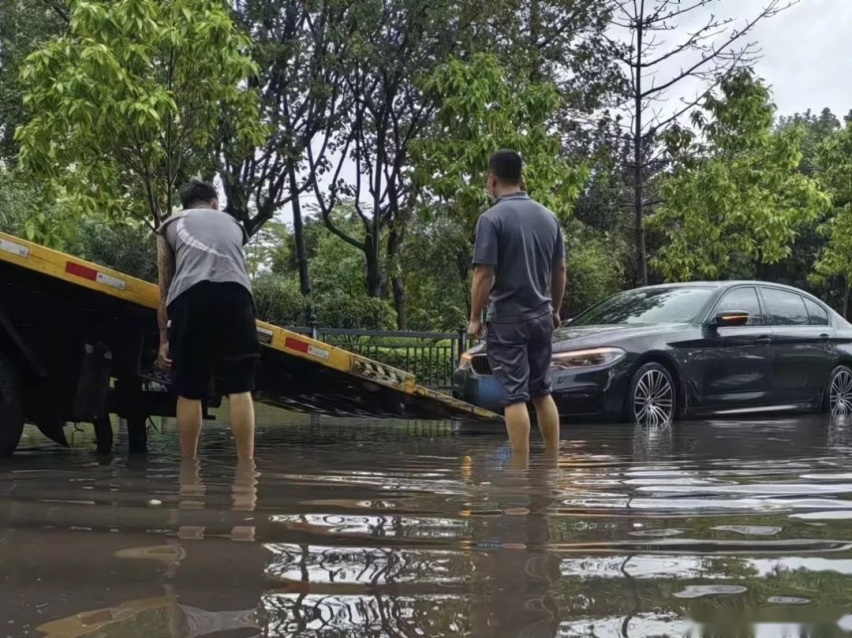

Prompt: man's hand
[
  {"left": 553, "top": 312, "right": 562, "bottom": 329},
  {"left": 157, "top": 342, "right": 172, "bottom": 369},
  {"left": 467, "top": 318, "right": 484, "bottom": 339}
]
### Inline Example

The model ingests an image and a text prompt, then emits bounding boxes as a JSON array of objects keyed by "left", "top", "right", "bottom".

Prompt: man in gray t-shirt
[
  {"left": 156, "top": 181, "right": 259, "bottom": 461},
  {"left": 469, "top": 150, "right": 566, "bottom": 458}
]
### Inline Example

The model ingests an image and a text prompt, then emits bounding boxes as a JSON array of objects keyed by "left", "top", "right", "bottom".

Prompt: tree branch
[
  {"left": 40, "top": 0, "right": 69, "bottom": 23},
  {"left": 308, "top": 128, "right": 364, "bottom": 251},
  {"left": 641, "top": 1, "right": 795, "bottom": 98}
]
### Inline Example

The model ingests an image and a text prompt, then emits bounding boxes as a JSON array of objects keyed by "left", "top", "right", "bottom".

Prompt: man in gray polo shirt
[{"left": 468, "top": 150, "right": 566, "bottom": 456}]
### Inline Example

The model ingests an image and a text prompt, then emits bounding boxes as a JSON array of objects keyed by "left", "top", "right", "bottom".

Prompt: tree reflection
[
  {"left": 570, "top": 287, "right": 715, "bottom": 327},
  {"left": 261, "top": 516, "right": 477, "bottom": 636}
]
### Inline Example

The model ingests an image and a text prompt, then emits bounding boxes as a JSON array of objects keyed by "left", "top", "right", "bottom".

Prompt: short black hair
[
  {"left": 488, "top": 149, "right": 523, "bottom": 186},
  {"left": 179, "top": 181, "right": 219, "bottom": 209}
]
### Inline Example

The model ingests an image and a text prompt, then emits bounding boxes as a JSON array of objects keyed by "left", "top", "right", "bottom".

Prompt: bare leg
[
  {"left": 532, "top": 394, "right": 560, "bottom": 453},
  {"left": 509, "top": 447, "right": 530, "bottom": 471},
  {"left": 176, "top": 397, "right": 203, "bottom": 459},
  {"left": 228, "top": 392, "right": 255, "bottom": 461},
  {"left": 504, "top": 402, "right": 531, "bottom": 456}
]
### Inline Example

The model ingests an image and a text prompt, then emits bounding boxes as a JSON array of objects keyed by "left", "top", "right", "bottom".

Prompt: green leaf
[
  {"left": 15, "top": 0, "right": 263, "bottom": 228},
  {"left": 651, "top": 69, "right": 830, "bottom": 282}
]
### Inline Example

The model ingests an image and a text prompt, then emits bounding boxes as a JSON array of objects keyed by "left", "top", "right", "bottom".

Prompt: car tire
[
  {"left": 823, "top": 365, "right": 852, "bottom": 417},
  {"left": 626, "top": 362, "right": 677, "bottom": 426},
  {"left": 0, "top": 355, "right": 25, "bottom": 458}
]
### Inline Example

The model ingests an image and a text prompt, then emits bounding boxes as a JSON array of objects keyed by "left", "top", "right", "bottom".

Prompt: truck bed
[{"left": 0, "top": 232, "right": 499, "bottom": 422}]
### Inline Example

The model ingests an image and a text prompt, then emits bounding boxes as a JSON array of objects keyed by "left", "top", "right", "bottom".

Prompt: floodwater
[{"left": 3, "top": 414, "right": 852, "bottom": 637}]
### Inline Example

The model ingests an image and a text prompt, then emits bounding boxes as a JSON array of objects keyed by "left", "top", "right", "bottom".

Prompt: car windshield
[{"left": 570, "top": 287, "right": 715, "bottom": 327}]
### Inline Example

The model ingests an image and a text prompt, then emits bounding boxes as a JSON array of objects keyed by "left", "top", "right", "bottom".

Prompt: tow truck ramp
[{"left": 0, "top": 231, "right": 499, "bottom": 433}]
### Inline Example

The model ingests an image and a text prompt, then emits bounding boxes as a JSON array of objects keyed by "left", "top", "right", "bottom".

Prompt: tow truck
[{"left": 0, "top": 231, "right": 499, "bottom": 457}]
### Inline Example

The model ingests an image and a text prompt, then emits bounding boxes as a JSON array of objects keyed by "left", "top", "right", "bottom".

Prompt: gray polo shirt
[
  {"left": 472, "top": 192, "right": 565, "bottom": 323},
  {"left": 157, "top": 208, "right": 252, "bottom": 307}
]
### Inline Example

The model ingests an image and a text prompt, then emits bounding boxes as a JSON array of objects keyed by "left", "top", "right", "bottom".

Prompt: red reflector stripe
[
  {"left": 285, "top": 337, "right": 309, "bottom": 354},
  {"left": 64, "top": 261, "right": 126, "bottom": 290},
  {"left": 65, "top": 261, "right": 98, "bottom": 281}
]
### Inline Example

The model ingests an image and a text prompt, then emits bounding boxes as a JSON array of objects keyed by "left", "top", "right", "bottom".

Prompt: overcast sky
[
  {"left": 616, "top": 0, "right": 851, "bottom": 122},
  {"left": 750, "top": 0, "right": 850, "bottom": 118},
  {"left": 268, "top": 0, "right": 847, "bottom": 227}
]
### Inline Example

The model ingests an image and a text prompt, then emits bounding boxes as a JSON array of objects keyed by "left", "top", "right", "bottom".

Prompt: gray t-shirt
[
  {"left": 472, "top": 192, "right": 565, "bottom": 323},
  {"left": 157, "top": 208, "right": 252, "bottom": 307}
]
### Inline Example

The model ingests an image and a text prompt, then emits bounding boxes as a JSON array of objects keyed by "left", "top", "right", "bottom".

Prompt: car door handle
[
  {"left": 756, "top": 335, "right": 772, "bottom": 344},
  {"left": 821, "top": 333, "right": 831, "bottom": 342}
]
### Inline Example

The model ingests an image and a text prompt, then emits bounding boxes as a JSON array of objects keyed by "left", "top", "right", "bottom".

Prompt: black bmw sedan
[{"left": 452, "top": 281, "right": 852, "bottom": 425}]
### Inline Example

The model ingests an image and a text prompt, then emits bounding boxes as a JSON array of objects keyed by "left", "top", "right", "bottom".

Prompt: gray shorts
[{"left": 486, "top": 312, "right": 554, "bottom": 406}]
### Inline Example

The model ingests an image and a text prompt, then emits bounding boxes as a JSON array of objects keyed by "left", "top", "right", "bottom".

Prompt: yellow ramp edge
[{"left": 0, "top": 231, "right": 500, "bottom": 421}]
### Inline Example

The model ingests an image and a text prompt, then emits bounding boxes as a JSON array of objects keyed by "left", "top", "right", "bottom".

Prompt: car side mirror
[{"left": 710, "top": 310, "right": 749, "bottom": 329}]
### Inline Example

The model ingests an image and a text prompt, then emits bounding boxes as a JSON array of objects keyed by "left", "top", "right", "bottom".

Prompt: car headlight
[
  {"left": 459, "top": 351, "right": 474, "bottom": 371},
  {"left": 551, "top": 347, "right": 626, "bottom": 369}
]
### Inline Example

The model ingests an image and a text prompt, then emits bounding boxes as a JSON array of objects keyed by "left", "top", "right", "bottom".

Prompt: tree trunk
[
  {"left": 364, "top": 231, "right": 383, "bottom": 298},
  {"left": 387, "top": 223, "right": 407, "bottom": 329},
  {"left": 392, "top": 277, "right": 406, "bottom": 330},
  {"left": 529, "top": 0, "right": 542, "bottom": 82},
  {"left": 633, "top": 17, "right": 648, "bottom": 286},
  {"left": 288, "top": 162, "right": 312, "bottom": 297},
  {"left": 221, "top": 173, "right": 251, "bottom": 231}
]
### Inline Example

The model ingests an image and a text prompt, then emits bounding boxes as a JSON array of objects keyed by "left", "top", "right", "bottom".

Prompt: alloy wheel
[
  {"left": 633, "top": 369, "right": 674, "bottom": 427},
  {"left": 829, "top": 368, "right": 852, "bottom": 417}
]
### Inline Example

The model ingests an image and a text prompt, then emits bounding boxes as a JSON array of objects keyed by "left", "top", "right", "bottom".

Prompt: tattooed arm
[{"left": 156, "top": 234, "right": 175, "bottom": 365}]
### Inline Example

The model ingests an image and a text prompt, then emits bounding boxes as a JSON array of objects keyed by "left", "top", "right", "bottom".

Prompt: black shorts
[
  {"left": 168, "top": 282, "right": 260, "bottom": 400},
  {"left": 486, "top": 312, "right": 554, "bottom": 406}
]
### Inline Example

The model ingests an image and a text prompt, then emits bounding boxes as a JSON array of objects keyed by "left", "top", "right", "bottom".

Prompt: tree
[
  {"left": 219, "top": 0, "right": 357, "bottom": 301},
  {"left": 401, "top": 214, "right": 472, "bottom": 332},
  {"left": 611, "top": 0, "right": 796, "bottom": 284},
  {"left": 70, "top": 218, "right": 159, "bottom": 283},
  {"left": 480, "top": 1, "right": 627, "bottom": 135},
  {"left": 409, "top": 53, "right": 588, "bottom": 320},
  {"left": 0, "top": 0, "right": 69, "bottom": 164},
  {"left": 244, "top": 219, "right": 290, "bottom": 282},
  {"left": 15, "top": 0, "right": 264, "bottom": 228},
  {"left": 251, "top": 210, "right": 397, "bottom": 330},
  {"left": 414, "top": 54, "right": 589, "bottom": 231},
  {"left": 753, "top": 108, "right": 844, "bottom": 304},
  {"left": 813, "top": 121, "right": 852, "bottom": 317},
  {"left": 777, "top": 108, "right": 842, "bottom": 177},
  {"left": 0, "top": 167, "right": 70, "bottom": 248},
  {"left": 305, "top": 0, "right": 484, "bottom": 325},
  {"left": 648, "top": 69, "right": 828, "bottom": 282},
  {"left": 304, "top": 1, "right": 620, "bottom": 325},
  {"left": 563, "top": 220, "right": 627, "bottom": 317}
]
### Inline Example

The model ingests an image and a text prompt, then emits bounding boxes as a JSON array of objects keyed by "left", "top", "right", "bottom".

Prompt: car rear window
[
  {"left": 804, "top": 297, "right": 830, "bottom": 326},
  {"left": 761, "top": 288, "right": 809, "bottom": 326}
]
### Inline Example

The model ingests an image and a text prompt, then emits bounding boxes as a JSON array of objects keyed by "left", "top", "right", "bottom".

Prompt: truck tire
[{"left": 0, "top": 355, "right": 25, "bottom": 458}]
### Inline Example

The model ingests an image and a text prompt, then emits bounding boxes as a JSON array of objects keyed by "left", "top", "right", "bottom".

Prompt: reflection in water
[
  {"left": 469, "top": 457, "right": 561, "bottom": 637},
  {"left": 164, "top": 459, "right": 263, "bottom": 636},
  {"left": 828, "top": 415, "right": 852, "bottom": 448},
  {"left": 632, "top": 422, "right": 674, "bottom": 462},
  {"left": 2, "top": 416, "right": 852, "bottom": 637}
]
